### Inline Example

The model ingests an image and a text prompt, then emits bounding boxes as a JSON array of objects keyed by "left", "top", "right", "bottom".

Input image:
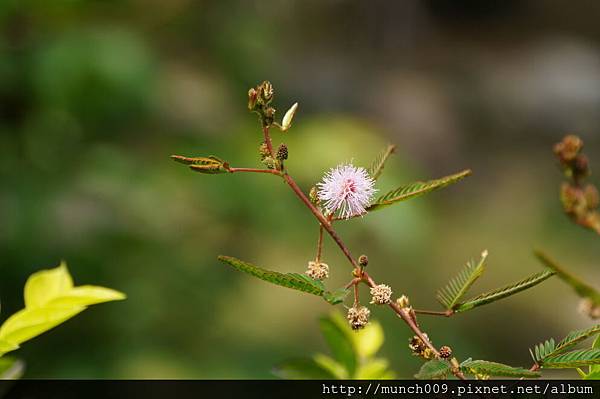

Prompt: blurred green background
[{"left": 1, "top": 0, "right": 599, "bottom": 378}]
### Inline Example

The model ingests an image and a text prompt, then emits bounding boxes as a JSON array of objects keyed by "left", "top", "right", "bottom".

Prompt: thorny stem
[{"left": 229, "top": 154, "right": 467, "bottom": 379}]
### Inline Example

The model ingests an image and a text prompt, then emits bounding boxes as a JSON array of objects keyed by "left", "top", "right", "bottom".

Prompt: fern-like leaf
[
  {"left": 532, "top": 324, "right": 600, "bottom": 364},
  {"left": 556, "top": 324, "right": 600, "bottom": 353},
  {"left": 219, "top": 256, "right": 346, "bottom": 305},
  {"left": 437, "top": 250, "right": 488, "bottom": 310},
  {"left": 454, "top": 269, "right": 555, "bottom": 313},
  {"left": 414, "top": 360, "right": 451, "bottom": 380},
  {"left": 460, "top": 359, "right": 540, "bottom": 378},
  {"left": 368, "top": 144, "right": 396, "bottom": 181},
  {"left": 542, "top": 349, "right": 600, "bottom": 369},
  {"left": 367, "top": 169, "right": 471, "bottom": 211}
]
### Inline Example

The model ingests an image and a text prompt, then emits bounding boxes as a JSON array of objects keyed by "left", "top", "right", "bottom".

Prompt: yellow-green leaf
[
  {"left": 0, "top": 306, "right": 85, "bottom": 346},
  {"left": 0, "top": 340, "right": 19, "bottom": 357},
  {"left": 353, "top": 320, "right": 384, "bottom": 358},
  {"left": 24, "top": 262, "right": 73, "bottom": 308},
  {"left": 48, "top": 286, "right": 126, "bottom": 307}
]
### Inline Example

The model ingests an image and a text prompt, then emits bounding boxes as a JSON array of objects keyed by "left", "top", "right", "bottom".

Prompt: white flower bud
[{"left": 281, "top": 102, "right": 298, "bottom": 132}]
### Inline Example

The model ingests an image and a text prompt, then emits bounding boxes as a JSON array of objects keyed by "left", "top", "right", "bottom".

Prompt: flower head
[
  {"left": 305, "top": 261, "right": 329, "bottom": 280},
  {"left": 317, "top": 163, "right": 377, "bottom": 219},
  {"left": 347, "top": 305, "right": 370, "bottom": 330},
  {"left": 370, "top": 284, "right": 392, "bottom": 305}
]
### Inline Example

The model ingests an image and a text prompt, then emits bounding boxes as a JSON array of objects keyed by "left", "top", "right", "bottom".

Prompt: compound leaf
[
  {"left": 367, "top": 170, "right": 471, "bottom": 211},
  {"left": 460, "top": 359, "right": 540, "bottom": 378},
  {"left": 368, "top": 144, "right": 396, "bottom": 181},
  {"left": 437, "top": 251, "right": 487, "bottom": 310},
  {"left": 454, "top": 269, "right": 555, "bottom": 313}
]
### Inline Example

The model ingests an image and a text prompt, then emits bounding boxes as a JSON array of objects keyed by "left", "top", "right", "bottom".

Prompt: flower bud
[
  {"left": 281, "top": 102, "right": 298, "bottom": 132},
  {"left": 358, "top": 255, "right": 368, "bottom": 267},
  {"left": 248, "top": 88, "right": 258, "bottom": 110},
  {"left": 554, "top": 135, "right": 583, "bottom": 163},
  {"left": 396, "top": 295, "right": 410, "bottom": 308},
  {"left": 276, "top": 144, "right": 288, "bottom": 161},
  {"left": 260, "top": 81, "right": 274, "bottom": 103},
  {"left": 439, "top": 345, "right": 452, "bottom": 359},
  {"left": 262, "top": 107, "right": 275, "bottom": 127}
]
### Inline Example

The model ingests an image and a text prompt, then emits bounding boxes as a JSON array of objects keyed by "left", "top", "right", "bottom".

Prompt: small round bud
[
  {"left": 439, "top": 345, "right": 452, "bottom": 359},
  {"left": 305, "top": 261, "right": 329, "bottom": 280},
  {"left": 276, "top": 144, "right": 288, "bottom": 161},
  {"left": 370, "top": 284, "right": 392, "bottom": 305},
  {"left": 248, "top": 88, "right": 258, "bottom": 110},
  {"left": 358, "top": 255, "right": 368, "bottom": 267},
  {"left": 347, "top": 305, "right": 370, "bottom": 330},
  {"left": 396, "top": 295, "right": 410, "bottom": 308}
]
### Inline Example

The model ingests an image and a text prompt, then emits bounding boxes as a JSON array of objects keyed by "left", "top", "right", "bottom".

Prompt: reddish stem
[
  {"left": 229, "top": 167, "right": 282, "bottom": 175},
  {"left": 262, "top": 126, "right": 274, "bottom": 157}
]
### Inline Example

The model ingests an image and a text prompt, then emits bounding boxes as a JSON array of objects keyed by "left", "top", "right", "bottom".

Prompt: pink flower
[{"left": 317, "top": 163, "right": 377, "bottom": 219}]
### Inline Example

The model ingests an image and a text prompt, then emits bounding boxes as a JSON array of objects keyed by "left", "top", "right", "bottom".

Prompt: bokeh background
[{"left": 1, "top": 0, "right": 599, "bottom": 378}]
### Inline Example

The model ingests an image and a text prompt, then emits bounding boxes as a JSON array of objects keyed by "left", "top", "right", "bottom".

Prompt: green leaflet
[
  {"left": 218, "top": 256, "right": 347, "bottom": 305},
  {"left": 414, "top": 360, "right": 452, "bottom": 380},
  {"left": 460, "top": 359, "right": 541, "bottom": 378},
  {"left": 556, "top": 325, "right": 600, "bottom": 354},
  {"left": 454, "top": 269, "right": 555, "bottom": 313},
  {"left": 367, "top": 144, "right": 396, "bottom": 181},
  {"left": 535, "top": 250, "right": 600, "bottom": 306},
  {"left": 367, "top": 169, "right": 471, "bottom": 211},
  {"left": 171, "top": 154, "right": 230, "bottom": 174},
  {"left": 531, "top": 338, "right": 556, "bottom": 363},
  {"left": 530, "top": 324, "right": 600, "bottom": 364},
  {"left": 542, "top": 349, "right": 600, "bottom": 369},
  {"left": 437, "top": 251, "right": 487, "bottom": 310}
]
